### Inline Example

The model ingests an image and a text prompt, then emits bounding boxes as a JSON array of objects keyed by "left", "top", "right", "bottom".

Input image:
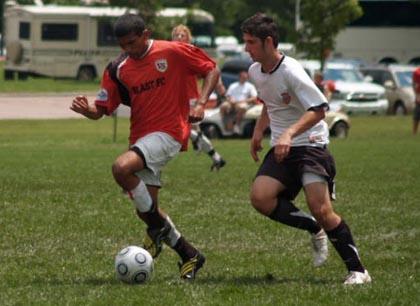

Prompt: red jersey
[{"left": 95, "top": 40, "right": 215, "bottom": 146}]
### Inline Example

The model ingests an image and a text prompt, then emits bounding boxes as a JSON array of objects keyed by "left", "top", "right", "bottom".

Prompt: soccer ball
[{"left": 115, "top": 246, "right": 154, "bottom": 284}]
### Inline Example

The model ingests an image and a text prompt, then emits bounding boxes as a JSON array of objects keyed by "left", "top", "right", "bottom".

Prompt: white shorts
[{"left": 130, "top": 132, "right": 182, "bottom": 187}]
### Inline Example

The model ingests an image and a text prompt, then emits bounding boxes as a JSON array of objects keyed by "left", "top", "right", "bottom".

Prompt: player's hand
[
  {"left": 70, "top": 95, "right": 89, "bottom": 115},
  {"left": 250, "top": 132, "right": 263, "bottom": 162},
  {"left": 274, "top": 132, "right": 292, "bottom": 162},
  {"left": 189, "top": 104, "right": 205, "bottom": 123}
]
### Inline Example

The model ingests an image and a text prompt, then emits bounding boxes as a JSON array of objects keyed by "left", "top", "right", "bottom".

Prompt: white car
[
  {"left": 200, "top": 104, "right": 350, "bottom": 139},
  {"left": 301, "top": 61, "right": 389, "bottom": 115}
]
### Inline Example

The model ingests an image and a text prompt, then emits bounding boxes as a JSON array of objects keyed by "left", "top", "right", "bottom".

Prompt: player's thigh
[
  {"left": 251, "top": 175, "right": 285, "bottom": 204},
  {"left": 114, "top": 150, "right": 145, "bottom": 173}
]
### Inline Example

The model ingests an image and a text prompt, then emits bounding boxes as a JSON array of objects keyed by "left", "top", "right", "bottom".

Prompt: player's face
[
  {"left": 118, "top": 30, "right": 149, "bottom": 59},
  {"left": 243, "top": 33, "right": 266, "bottom": 63}
]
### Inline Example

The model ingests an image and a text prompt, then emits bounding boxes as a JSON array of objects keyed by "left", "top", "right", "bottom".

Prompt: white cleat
[
  {"left": 311, "top": 229, "right": 328, "bottom": 267},
  {"left": 343, "top": 270, "right": 372, "bottom": 285}
]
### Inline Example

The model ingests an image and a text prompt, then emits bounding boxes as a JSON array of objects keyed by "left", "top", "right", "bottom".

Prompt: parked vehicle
[
  {"left": 200, "top": 104, "right": 350, "bottom": 139},
  {"left": 360, "top": 65, "right": 416, "bottom": 115},
  {"left": 300, "top": 60, "right": 389, "bottom": 115},
  {"left": 3, "top": 4, "right": 215, "bottom": 80}
]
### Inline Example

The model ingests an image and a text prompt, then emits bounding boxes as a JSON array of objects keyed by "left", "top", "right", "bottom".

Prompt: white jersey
[
  {"left": 248, "top": 55, "right": 329, "bottom": 147},
  {"left": 226, "top": 81, "right": 257, "bottom": 102}
]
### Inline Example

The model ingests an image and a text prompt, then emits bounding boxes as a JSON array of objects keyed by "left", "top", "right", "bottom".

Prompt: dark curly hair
[
  {"left": 241, "top": 13, "right": 279, "bottom": 48},
  {"left": 114, "top": 14, "right": 145, "bottom": 38}
]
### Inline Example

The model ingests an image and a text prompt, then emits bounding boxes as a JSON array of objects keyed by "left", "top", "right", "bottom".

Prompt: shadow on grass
[{"left": 163, "top": 273, "right": 333, "bottom": 286}]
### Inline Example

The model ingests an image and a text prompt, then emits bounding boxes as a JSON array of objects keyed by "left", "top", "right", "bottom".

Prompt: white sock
[{"left": 129, "top": 180, "right": 153, "bottom": 212}]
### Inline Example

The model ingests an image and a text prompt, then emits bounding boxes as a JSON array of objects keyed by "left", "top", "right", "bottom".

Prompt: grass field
[{"left": 1, "top": 116, "right": 419, "bottom": 305}]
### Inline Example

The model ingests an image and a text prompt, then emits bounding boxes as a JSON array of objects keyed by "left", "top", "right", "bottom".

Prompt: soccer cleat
[
  {"left": 143, "top": 221, "right": 171, "bottom": 259},
  {"left": 343, "top": 270, "right": 372, "bottom": 285},
  {"left": 311, "top": 229, "right": 328, "bottom": 267},
  {"left": 210, "top": 158, "right": 226, "bottom": 171},
  {"left": 178, "top": 252, "right": 206, "bottom": 280}
]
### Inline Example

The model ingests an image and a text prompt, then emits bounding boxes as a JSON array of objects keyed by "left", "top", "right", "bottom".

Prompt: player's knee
[
  {"left": 310, "top": 203, "right": 332, "bottom": 226},
  {"left": 112, "top": 159, "right": 131, "bottom": 181},
  {"left": 250, "top": 190, "right": 270, "bottom": 215}
]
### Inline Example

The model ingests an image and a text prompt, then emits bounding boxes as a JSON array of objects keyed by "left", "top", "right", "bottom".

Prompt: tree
[{"left": 297, "top": 0, "right": 362, "bottom": 69}]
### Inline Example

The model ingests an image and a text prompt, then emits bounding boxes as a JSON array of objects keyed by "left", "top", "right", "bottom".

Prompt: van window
[
  {"left": 19, "top": 22, "right": 30, "bottom": 39},
  {"left": 42, "top": 23, "right": 78, "bottom": 41},
  {"left": 97, "top": 21, "right": 118, "bottom": 46}
]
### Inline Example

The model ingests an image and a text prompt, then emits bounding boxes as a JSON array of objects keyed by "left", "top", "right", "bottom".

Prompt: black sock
[
  {"left": 173, "top": 236, "right": 198, "bottom": 262},
  {"left": 326, "top": 220, "right": 365, "bottom": 272},
  {"left": 269, "top": 197, "right": 321, "bottom": 234}
]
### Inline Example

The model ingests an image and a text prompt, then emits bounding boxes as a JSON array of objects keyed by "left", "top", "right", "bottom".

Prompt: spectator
[{"left": 220, "top": 70, "right": 257, "bottom": 134}]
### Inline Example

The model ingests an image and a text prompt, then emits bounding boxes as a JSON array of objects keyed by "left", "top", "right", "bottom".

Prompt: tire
[
  {"left": 331, "top": 121, "right": 348, "bottom": 139},
  {"left": 77, "top": 66, "right": 95, "bottom": 81},
  {"left": 200, "top": 124, "right": 222, "bottom": 139},
  {"left": 4, "top": 70, "right": 15, "bottom": 80},
  {"left": 242, "top": 122, "right": 255, "bottom": 138},
  {"left": 393, "top": 103, "right": 406, "bottom": 116}
]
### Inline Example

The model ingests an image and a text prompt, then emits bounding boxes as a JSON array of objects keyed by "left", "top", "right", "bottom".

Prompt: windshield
[
  {"left": 395, "top": 71, "right": 413, "bottom": 87},
  {"left": 324, "top": 68, "right": 364, "bottom": 82}
]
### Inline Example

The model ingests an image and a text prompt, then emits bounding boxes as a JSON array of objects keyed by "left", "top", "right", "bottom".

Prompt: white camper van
[{"left": 3, "top": 4, "right": 215, "bottom": 80}]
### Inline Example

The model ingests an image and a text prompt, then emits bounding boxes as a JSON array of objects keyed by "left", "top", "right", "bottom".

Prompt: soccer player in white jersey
[{"left": 241, "top": 13, "right": 371, "bottom": 285}]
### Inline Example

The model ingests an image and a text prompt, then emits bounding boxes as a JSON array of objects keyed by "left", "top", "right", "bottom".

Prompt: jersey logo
[
  {"left": 281, "top": 92, "right": 291, "bottom": 105},
  {"left": 155, "top": 59, "right": 168, "bottom": 72},
  {"left": 96, "top": 88, "right": 108, "bottom": 101}
]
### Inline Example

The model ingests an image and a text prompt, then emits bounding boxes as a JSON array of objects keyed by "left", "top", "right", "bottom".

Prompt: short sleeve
[
  {"left": 94, "top": 69, "right": 122, "bottom": 116},
  {"left": 174, "top": 42, "right": 216, "bottom": 78},
  {"left": 286, "top": 64, "right": 328, "bottom": 110}
]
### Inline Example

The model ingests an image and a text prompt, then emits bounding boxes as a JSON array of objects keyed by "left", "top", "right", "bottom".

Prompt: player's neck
[{"left": 261, "top": 52, "right": 283, "bottom": 74}]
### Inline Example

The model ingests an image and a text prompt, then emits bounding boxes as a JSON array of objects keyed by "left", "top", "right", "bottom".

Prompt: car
[
  {"left": 300, "top": 60, "right": 389, "bottom": 115},
  {"left": 200, "top": 104, "right": 350, "bottom": 139},
  {"left": 360, "top": 65, "right": 416, "bottom": 115}
]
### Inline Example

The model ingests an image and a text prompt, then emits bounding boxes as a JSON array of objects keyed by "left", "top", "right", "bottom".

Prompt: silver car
[{"left": 360, "top": 65, "right": 416, "bottom": 115}]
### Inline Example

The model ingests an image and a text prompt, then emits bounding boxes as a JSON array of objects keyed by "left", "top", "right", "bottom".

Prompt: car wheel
[
  {"left": 394, "top": 103, "right": 406, "bottom": 116},
  {"left": 331, "top": 121, "right": 348, "bottom": 139},
  {"left": 77, "top": 66, "right": 95, "bottom": 81},
  {"left": 242, "top": 122, "right": 255, "bottom": 138},
  {"left": 201, "top": 124, "right": 222, "bottom": 139}
]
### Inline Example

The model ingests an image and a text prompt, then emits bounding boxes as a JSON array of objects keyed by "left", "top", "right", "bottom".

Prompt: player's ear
[{"left": 142, "top": 29, "right": 151, "bottom": 39}]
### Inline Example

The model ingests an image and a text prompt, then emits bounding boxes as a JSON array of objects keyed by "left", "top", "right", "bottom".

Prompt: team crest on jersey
[
  {"left": 155, "top": 59, "right": 168, "bottom": 72},
  {"left": 96, "top": 88, "right": 108, "bottom": 101},
  {"left": 281, "top": 92, "right": 291, "bottom": 105}
]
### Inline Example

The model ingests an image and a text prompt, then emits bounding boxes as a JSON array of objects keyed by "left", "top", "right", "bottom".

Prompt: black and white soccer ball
[{"left": 115, "top": 246, "right": 154, "bottom": 284}]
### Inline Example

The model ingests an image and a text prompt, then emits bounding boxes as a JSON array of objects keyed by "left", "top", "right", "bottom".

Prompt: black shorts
[{"left": 256, "top": 146, "right": 336, "bottom": 200}]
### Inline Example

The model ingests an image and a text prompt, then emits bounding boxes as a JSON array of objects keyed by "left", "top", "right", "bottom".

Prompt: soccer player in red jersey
[{"left": 70, "top": 14, "right": 220, "bottom": 280}]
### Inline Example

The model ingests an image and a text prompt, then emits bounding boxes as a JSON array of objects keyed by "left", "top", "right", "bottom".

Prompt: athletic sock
[
  {"left": 173, "top": 236, "right": 198, "bottom": 262},
  {"left": 269, "top": 197, "right": 322, "bottom": 234},
  {"left": 326, "top": 220, "right": 365, "bottom": 272},
  {"left": 208, "top": 149, "right": 221, "bottom": 162}
]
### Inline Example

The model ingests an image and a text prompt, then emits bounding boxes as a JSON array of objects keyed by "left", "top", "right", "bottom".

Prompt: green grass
[
  {"left": 0, "top": 116, "right": 419, "bottom": 305},
  {"left": 0, "top": 61, "right": 99, "bottom": 93}
]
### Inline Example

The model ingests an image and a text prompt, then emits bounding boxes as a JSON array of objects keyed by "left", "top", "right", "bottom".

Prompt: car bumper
[{"left": 330, "top": 99, "right": 389, "bottom": 115}]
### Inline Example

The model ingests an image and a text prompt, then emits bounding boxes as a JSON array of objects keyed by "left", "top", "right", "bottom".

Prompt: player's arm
[
  {"left": 189, "top": 67, "right": 220, "bottom": 123},
  {"left": 274, "top": 107, "right": 326, "bottom": 162},
  {"left": 250, "top": 103, "right": 269, "bottom": 162},
  {"left": 70, "top": 95, "right": 106, "bottom": 120}
]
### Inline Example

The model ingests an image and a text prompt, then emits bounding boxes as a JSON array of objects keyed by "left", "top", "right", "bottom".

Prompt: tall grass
[{"left": 0, "top": 116, "right": 419, "bottom": 305}]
